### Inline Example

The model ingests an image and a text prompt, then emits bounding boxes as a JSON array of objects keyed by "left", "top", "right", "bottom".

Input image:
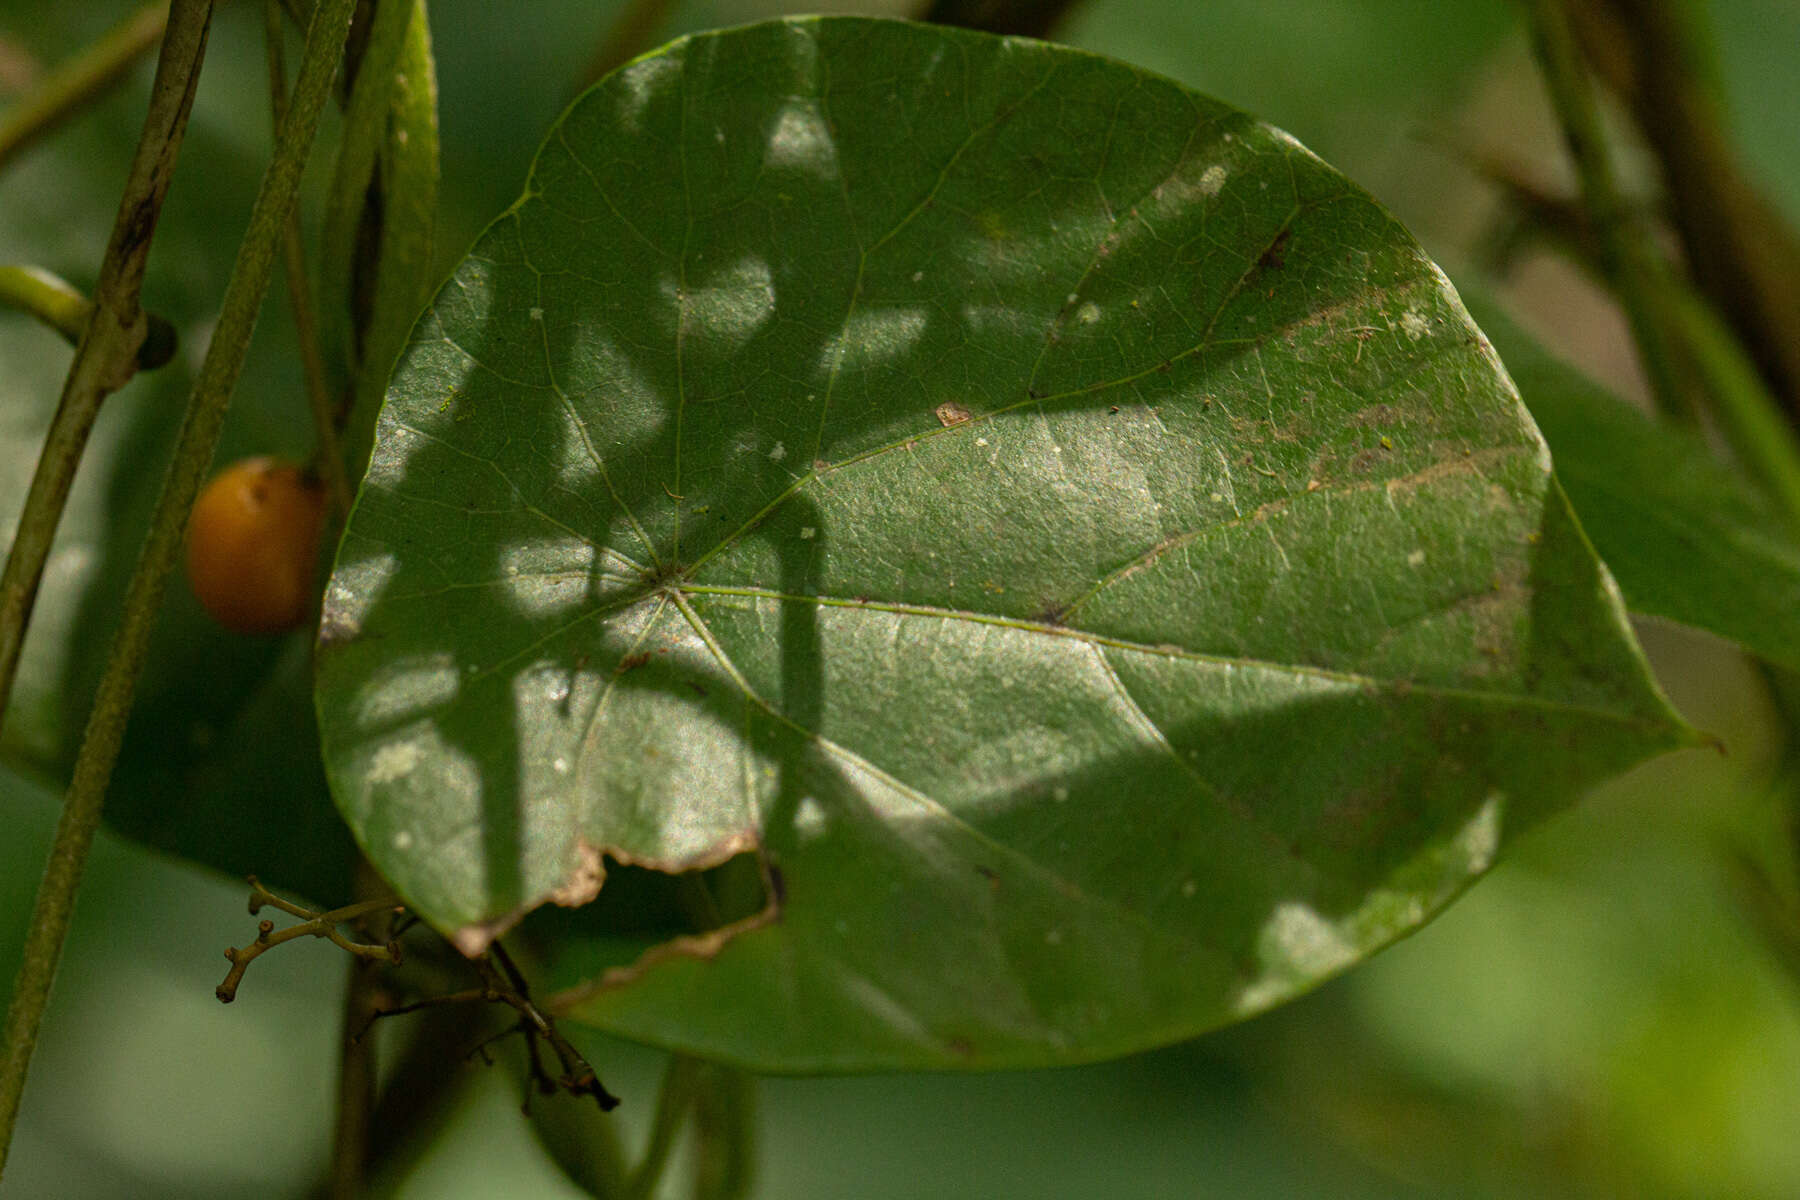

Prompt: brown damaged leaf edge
[
  {"left": 451, "top": 831, "right": 774, "bottom": 959},
  {"left": 542, "top": 845, "right": 785, "bottom": 1014}
]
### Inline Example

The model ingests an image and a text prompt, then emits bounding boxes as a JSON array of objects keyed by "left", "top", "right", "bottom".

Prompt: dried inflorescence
[
  {"left": 215, "top": 875, "right": 403, "bottom": 1003},
  {"left": 217, "top": 876, "right": 619, "bottom": 1110}
]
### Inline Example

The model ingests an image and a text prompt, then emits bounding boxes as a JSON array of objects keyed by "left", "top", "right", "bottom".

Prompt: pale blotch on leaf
[
  {"left": 1454, "top": 793, "right": 1504, "bottom": 876},
  {"left": 764, "top": 101, "right": 840, "bottom": 180},
  {"left": 498, "top": 537, "right": 598, "bottom": 619},
  {"left": 363, "top": 419, "right": 420, "bottom": 490},
  {"left": 794, "top": 794, "right": 828, "bottom": 842},
  {"left": 368, "top": 740, "right": 423, "bottom": 785},
  {"left": 821, "top": 307, "right": 928, "bottom": 374},
  {"left": 320, "top": 552, "right": 398, "bottom": 646},
  {"left": 352, "top": 652, "right": 461, "bottom": 728},
  {"left": 358, "top": 725, "right": 481, "bottom": 827},
  {"left": 681, "top": 255, "right": 777, "bottom": 351},
  {"left": 1236, "top": 901, "right": 1358, "bottom": 1014},
  {"left": 960, "top": 300, "right": 1041, "bottom": 341},
  {"left": 614, "top": 53, "right": 679, "bottom": 134}
]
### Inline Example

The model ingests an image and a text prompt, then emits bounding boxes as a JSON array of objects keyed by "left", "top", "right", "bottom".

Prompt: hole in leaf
[{"left": 520, "top": 849, "right": 773, "bottom": 992}]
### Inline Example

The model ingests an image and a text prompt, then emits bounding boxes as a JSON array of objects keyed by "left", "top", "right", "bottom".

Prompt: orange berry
[{"left": 185, "top": 457, "right": 328, "bottom": 634}]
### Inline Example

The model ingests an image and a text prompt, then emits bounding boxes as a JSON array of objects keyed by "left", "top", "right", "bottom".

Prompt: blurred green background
[{"left": 4, "top": 1, "right": 1799, "bottom": 1195}]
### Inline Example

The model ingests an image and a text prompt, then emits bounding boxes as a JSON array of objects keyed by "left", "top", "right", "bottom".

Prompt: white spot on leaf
[
  {"left": 368, "top": 741, "right": 422, "bottom": 785},
  {"left": 1236, "top": 902, "right": 1358, "bottom": 1014},
  {"left": 1456, "top": 793, "right": 1504, "bottom": 875},
  {"left": 499, "top": 537, "right": 596, "bottom": 618},
  {"left": 764, "top": 102, "right": 838, "bottom": 179},
  {"left": 686, "top": 256, "right": 776, "bottom": 350},
  {"left": 819, "top": 307, "right": 928, "bottom": 374},
  {"left": 353, "top": 653, "right": 459, "bottom": 728},
  {"left": 794, "top": 794, "right": 828, "bottom": 841}
]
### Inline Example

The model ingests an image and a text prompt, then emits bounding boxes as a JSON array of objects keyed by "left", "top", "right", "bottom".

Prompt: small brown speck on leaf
[{"left": 1258, "top": 228, "right": 1292, "bottom": 271}]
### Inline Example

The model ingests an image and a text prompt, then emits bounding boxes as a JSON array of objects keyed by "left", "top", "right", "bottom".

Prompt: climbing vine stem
[
  {"left": 0, "top": 1, "right": 169, "bottom": 172},
  {"left": 0, "top": 0, "right": 358, "bottom": 1175}
]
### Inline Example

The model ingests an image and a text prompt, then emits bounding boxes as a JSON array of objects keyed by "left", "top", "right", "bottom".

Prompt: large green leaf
[
  {"left": 316, "top": 17, "right": 1690, "bottom": 1070},
  {"left": 1466, "top": 290, "right": 1800, "bottom": 672}
]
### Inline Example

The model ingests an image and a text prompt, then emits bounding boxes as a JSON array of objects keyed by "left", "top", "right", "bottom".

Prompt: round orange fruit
[{"left": 185, "top": 457, "right": 327, "bottom": 634}]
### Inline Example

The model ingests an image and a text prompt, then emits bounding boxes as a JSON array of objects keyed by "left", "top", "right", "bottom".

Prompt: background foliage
[{"left": 2, "top": 0, "right": 1798, "bottom": 1196}]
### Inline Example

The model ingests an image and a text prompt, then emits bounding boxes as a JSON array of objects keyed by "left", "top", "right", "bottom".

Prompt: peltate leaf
[{"left": 315, "top": 17, "right": 1690, "bottom": 1070}]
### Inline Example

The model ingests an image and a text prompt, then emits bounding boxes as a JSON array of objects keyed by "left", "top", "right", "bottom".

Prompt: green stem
[
  {"left": 1523, "top": 0, "right": 1688, "bottom": 421},
  {"left": 336, "top": 0, "right": 438, "bottom": 487},
  {"left": 0, "top": 1, "right": 168, "bottom": 172},
  {"left": 1568, "top": 0, "right": 1800, "bottom": 419},
  {"left": 1526, "top": 0, "right": 1800, "bottom": 534},
  {"left": 328, "top": 861, "right": 395, "bottom": 1200},
  {"left": 320, "top": 0, "right": 441, "bottom": 495},
  {"left": 0, "top": 263, "right": 176, "bottom": 368},
  {"left": 690, "top": 1061, "right": 756, "bottom": 1200},
  {"left": 0, "top": 0, "right": 215, "bottom": 1169},
  {"left": 624, "top": 1055, "right": 703, "bottom": 1200},
  {"left": 0, "top": 265, "right": 90, "bottom": 343},
  {"left": 0, "top": 0, "right": 211, "bottom": 734},
  {"left": 315, "top": 1002, "right": 489, "bottom": 1199},
  {"left": 0, "top": 0, "right": 357, "bottom": 1176},
  {"left": 319, "top": 0, "right": 417, "bottom": 388},
  {"left": 264, "top": 0, "right": 352, "bottom": 516}
]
